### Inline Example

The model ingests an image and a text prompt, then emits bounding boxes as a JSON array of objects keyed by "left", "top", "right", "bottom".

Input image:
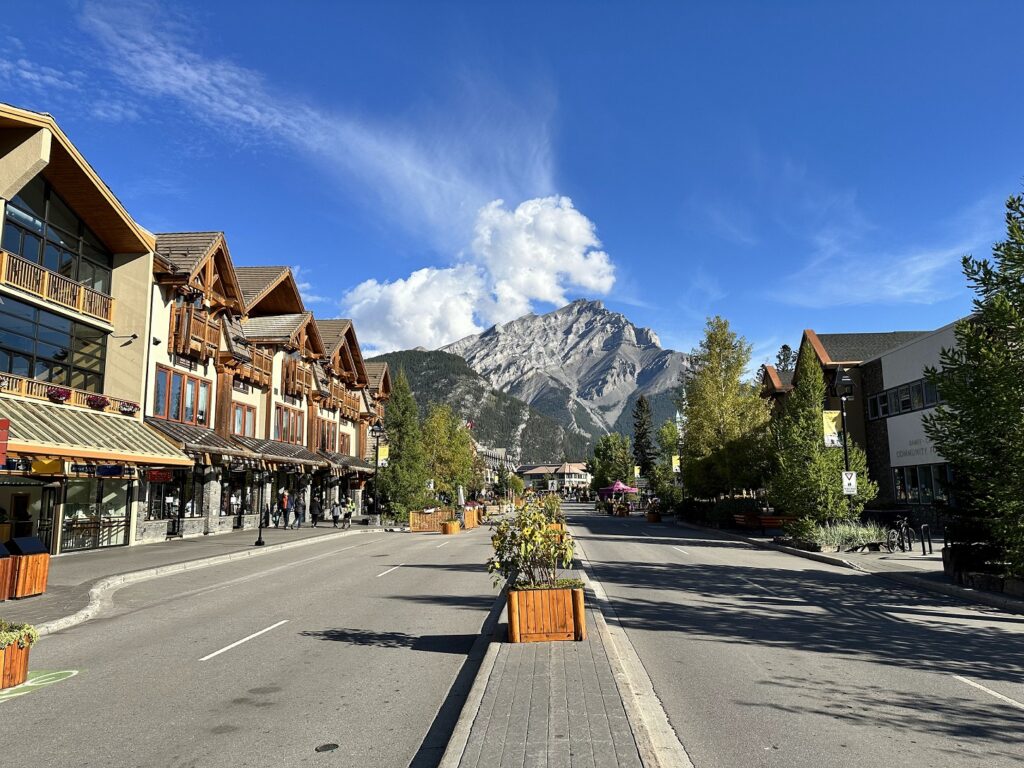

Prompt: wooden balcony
[
  {"left": 0, "top": 249, "right": 114, "bottom": 324},
  {"left": 0, "top": 371, "right": 140, "bottom": 416},
  {"left": 169, "top": 304, "right": 219, "bottom": 362},
  {"left": 282, "top": 358, "right": 314, "bottom": 398},
  {"left": 235, "top": 346, "right": 273, "bottom": 388}
]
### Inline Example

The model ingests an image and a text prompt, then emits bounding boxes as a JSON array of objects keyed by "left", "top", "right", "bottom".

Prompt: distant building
[
  {"left": 517, "top": 462, "right": 592, "bottom": 491},
  {"left": 475, "top": 444, "right": 516, "bottom": 491}
]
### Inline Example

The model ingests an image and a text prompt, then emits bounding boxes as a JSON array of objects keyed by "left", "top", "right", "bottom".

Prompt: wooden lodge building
[{"left": 0, "top": 103, "right": 389, "bottom": 555}]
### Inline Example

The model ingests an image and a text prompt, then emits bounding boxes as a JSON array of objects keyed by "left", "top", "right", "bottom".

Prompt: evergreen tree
[
  {"left": 589, "top": 433, "right": 633, "bottom": 490},
  {"left": 678, "top": 316, "right": 770, "bottom": 497},
  {"left": 775, "top": 344, "right": 797, "bottom": 372},
  {"left": 380, "top": 369, "right": 430, "bottom": 517},
  {"left": 632, "top": 395, "right": 656, "bottom": 477},
  {"left": 768, "top": 340, "right": 877, "bottom": 522},
  {"left": 923, "top": 194, "right": 1024, "bottom": 575}
]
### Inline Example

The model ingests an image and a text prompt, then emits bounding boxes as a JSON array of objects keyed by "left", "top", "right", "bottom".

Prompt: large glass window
[
  {"left": 275, "top": 405, "right": 304, "bottom": 445},
  {"left": 0, "top": 294, "right": 107, "bottom": 391},
  {"left": 153, "top": 365, "right": 210, "bottom": 426},
  {"left": 3, "top": 175, "right": 113, "bottom": 295}
]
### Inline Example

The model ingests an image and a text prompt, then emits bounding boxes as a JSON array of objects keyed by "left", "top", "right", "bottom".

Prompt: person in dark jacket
[
  {"left": 294, "top": 494, "right": 306, "bottom": 528},
  {"left": 310, "top": 497, "right": 322, "bottom": 527}
]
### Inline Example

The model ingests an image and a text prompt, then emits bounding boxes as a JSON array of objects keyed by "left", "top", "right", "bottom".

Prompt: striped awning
[
  {"left": 230, "top": 435, "right": 326, "bottom": 468},
  {"left": 0, "top": 394, "right": 192, "bottom": 466},
  {"left": 145, "top": 418, "right": 258, "bottom": 461},
  {"left": 318, "top": 450, "right": 374, "bottom": 473}
]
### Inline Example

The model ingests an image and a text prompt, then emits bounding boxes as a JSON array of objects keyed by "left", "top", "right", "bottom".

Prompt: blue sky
[{"left": 4, "top": 1, "right": 1022, "bottom": 364}]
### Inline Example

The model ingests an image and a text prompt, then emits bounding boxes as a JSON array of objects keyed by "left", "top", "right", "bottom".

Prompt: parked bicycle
[{"left": 885, "top": 516, "right": 918, "bottom": 553}]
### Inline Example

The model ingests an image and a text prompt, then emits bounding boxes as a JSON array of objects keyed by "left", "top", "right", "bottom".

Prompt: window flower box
[
  {"left": 45, "top": 386, "right": 71, "bottom": 403},
  {"left": 86, "top": 394, "right": 111, "bottom": 410}
]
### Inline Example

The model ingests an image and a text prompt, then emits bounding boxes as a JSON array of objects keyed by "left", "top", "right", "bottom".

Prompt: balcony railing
[
  {"left": 0, "top": 371, "right": 140, "bottom": 417},
  {"left": 169, "top": 304, "right": 219, "bottom": 362},
  {"left": 0, "top": 249, "right": 114, "bottom": 323},
  {"left": 235, "top": 346, "right": 273, "bottom": 388},
  {"left": 282, "top": 358, "right": 314, "bottom": 398}
]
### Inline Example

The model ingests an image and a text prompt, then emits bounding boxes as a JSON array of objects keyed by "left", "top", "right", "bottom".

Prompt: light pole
[
  {"left": 370, "top": 423, "right": 385, "bottom": 522},
  {"left": 833, "top": 367, "right": 855, "bottom": 515},
  {"left": 254, "top": 470, "right": 266, "bottom": 547}
]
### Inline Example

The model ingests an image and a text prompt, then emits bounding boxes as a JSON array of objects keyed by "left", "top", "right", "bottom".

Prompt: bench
[{"left": 733, "top": 514, "right": 794, "bottom": 534}]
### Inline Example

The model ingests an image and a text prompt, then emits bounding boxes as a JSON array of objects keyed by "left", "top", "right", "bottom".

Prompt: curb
[
  {"left": 574, "top": 537, "right": 695, "bottom": 768},
  {"left": 674, "top": 520, "right": 1024, "bottom": 617},
  {"left": 36, "top": 527, "right": 385, "bottom": 636},
  {"left": 437, "top": 585, "right": 509, "bottom": 768}
]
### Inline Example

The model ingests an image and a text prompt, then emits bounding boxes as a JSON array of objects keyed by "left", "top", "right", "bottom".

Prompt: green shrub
[
  {"left": 711, "top": 497, "right": 762, "bottom": 526},
  {"left": 487, "top": 501, "right": 577, "bottom": 589},
  {"left": 0, "top": 620, "right": 39, "bottom": 649}
]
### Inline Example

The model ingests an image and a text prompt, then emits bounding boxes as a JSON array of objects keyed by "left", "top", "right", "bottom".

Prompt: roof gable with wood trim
[
  {"left": 235, "top": 266, "right": 305, "bottom": 314},
  {"left": 154, "top": 231, "right": 244, "bottom": 313},
  {"left": 0, "top": 104, "right": 154, "bottom": 254}
]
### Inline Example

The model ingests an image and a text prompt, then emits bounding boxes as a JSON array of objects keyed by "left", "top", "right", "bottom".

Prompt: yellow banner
[
  {"left": 823, "top": 411, "right": 842, "bottom": 447},
  {"left": 634, "top": 465, "right": 641, "bottom": 478},
  {"left": 671, "top": 455, "right": 680, "bottom": 474},
  {"left": 377, "top": 444, "right": 389, "bottom": 464}
]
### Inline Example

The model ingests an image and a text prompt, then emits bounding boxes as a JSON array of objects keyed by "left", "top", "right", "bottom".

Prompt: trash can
[
  {"left": 0, "top": 542, "right": 12, "bottom": 601},
  {"left": 7, "top": 536, "right": 50, "bottom": 599}
]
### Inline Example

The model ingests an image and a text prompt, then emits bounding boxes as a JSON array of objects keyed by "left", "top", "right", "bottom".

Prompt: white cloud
[
  {"left": 342, "top": 196, "right": 617, "bottom": 352},
  {"left": 343, "top": 265, "right": 486, "bottom": 352},
  {"left": 77, "top": 0, "right": 554, "bottom": 250},
  {"left": 290, "top": 264, "right": 329, "bottom": 306}
]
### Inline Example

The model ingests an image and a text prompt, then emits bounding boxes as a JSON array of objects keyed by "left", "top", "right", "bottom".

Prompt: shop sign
[
  {"left": 147, "top": 468, "right": 173, "bottom": 483},
  {"left": 4, "top": 457, "right": 31, "bottom": 472},
  {"left": 70, "top": 463, "right": 96, "bottom": 475},
  {"left": 97, "top": 464, "right": 125, "bottom": 477},
  {"left": 31, "top": 459, "right": 63, "bottom": 475},
  {"left": 0, "top": 418, "right": 8, "bottom": 465}
]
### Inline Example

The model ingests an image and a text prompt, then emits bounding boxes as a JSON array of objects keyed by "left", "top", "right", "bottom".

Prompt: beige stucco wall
[
  {"left": 0, "top": 127, "right": 50, "bottom": 202},
  {"left": 104, "top": 252, "right": 154, "bottom": 405}
]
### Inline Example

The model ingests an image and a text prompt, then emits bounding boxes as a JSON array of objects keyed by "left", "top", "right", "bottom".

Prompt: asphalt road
[
  {"left": 3, "top": 526, "right": 498, "bottom": 768},
  {"left": 566, "top": 503, "right": 1024, "bottom": 768}
]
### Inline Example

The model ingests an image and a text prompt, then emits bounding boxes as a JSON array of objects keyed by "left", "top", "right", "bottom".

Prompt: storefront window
[{"left": 61, "top": 477, "right": 129, "bottom": 552}]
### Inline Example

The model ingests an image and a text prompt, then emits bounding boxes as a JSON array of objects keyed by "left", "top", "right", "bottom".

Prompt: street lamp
[
  {"left": 370, "top": 423, "right": 386, "bottom": 521},
  {"left": 832, "top": 366, "right": 855, "bottom": 475},
  {"left": 254, "top": 470, "right": 267, "bottom": 547}
]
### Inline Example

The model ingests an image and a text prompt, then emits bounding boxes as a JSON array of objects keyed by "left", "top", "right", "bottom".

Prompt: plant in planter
[
  {"left": 0, "top": 621, "right": 39, "bottom": 690},
  {"left": 85, "top": 394, "right": 111, "bottom": 410},
  {"left": 542, "top": 494, "right": 567, "bottom": 533},
  {"left": 118, "top": 401, "right": 141, "bottom": 416},
  {"left": 45, "top": 386, "right": 71, "bottom": 403},
  {"left": 487, "top": 503, "right": 585, "bottom": 643}
]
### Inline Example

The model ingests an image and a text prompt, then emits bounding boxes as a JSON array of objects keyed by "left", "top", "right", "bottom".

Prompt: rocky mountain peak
[{"left": 440, "top": 300, "right": 688, "bottom": 441}]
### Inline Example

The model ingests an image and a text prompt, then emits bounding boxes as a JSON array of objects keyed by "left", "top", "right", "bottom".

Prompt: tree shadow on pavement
[{"left": 299, "top": 627, "right": 476, "bottom": 654}]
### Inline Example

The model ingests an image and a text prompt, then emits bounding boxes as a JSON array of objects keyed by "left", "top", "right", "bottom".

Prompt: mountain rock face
[
  {"left": 367, "top": 350, "right": 591, "bottom": 463},
  {"left": 442, "top": 300, "right": 688, "bottom": 442}
]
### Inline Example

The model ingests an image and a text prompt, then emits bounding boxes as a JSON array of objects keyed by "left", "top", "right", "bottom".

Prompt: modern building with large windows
[{"left": 0, "top": 103, "right": 191, "bottom": 554}]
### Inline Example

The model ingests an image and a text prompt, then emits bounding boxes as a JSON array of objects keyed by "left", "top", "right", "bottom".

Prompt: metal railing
[{"left": 0, "top": 249, "right": 114, "bottom": 323}]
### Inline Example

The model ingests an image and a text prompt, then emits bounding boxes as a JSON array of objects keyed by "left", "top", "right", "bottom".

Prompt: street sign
[
  {"left": 842, "top": 471, "right": 857, "bottom": 495},
  {"left": 547, "top": 480, "right": 557, "bottom": 491}
]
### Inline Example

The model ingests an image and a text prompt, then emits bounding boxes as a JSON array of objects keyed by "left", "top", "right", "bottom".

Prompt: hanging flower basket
[
  {"left": 45, "top": 386, "right": 71, "bottom": 403},
  {"left": 86, "top": 394, "right": 111, "bottom": 410},
  {"left": 118, "top": 401, "right": 141, "bottom": 416}
]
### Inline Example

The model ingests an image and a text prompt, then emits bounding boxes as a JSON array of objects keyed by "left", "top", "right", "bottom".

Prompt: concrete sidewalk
[
  {"left": 680, "top": 521, "right": 1024, "bottom": 616},
  {"left": 0, "top": 524, "right": 373, "bottom": 629},
  {"left": 455, "top": 605, "right": 643, "bottom": 768}
]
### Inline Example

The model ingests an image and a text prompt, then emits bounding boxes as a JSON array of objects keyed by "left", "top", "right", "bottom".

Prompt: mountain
[
  {"left": 442, "top": 299, "right": 688, "bottom": 442},
  {"left": 367, "top": 350, "right": 591, "bottom": 463}
]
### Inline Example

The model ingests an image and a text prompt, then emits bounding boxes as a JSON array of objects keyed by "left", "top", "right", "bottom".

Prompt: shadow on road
[{"left": 299, "top": 627, "right": 476, "bottom": 654}]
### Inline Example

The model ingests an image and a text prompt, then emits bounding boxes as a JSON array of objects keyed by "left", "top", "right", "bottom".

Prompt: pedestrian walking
[
  {"left": 310, "top": 496, "right": 322, "bottom": 527},
  {"left": 294, "top": 494, "right": 306, "bottom": 528},
  {"left": 280, "top": 491, "right": 291, "bottom": 529},
  {"left": 331, "top": 500, "right": 341, "bottom": 528}
]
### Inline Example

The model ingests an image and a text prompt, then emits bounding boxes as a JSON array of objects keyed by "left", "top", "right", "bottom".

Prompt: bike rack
[{"left": 919, "top": 524, "right": 933, "bottom": 555}]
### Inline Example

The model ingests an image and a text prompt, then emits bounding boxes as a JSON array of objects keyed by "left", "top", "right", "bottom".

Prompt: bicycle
[{"left": 885, "top": 516, "right": 918, "bottom": 553}]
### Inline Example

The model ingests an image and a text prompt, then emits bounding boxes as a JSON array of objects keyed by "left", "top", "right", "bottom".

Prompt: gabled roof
[
  {"left": 154, "top": 231, "right": 244, "bottom": 309},
  {"left": 364, "top": 361, "right": 391, "bottom": 398},
  {"left": 315, "top": 318, "right": 368, "bottom": 387},
  {"left": 235, "top": 266, "right": 304, "bottom": 313},
  {"left": 155, "top": 232, "right": 221, "bottom": 274},
  {"left": 0, "top": 103, "right": 154, "bottom": 253},
  {"left": 221, "top": 314, "right": 251, "bottom": 363},
  {"left": 316, "top": 319, "right": 352, "bottom": 354},
  {"left": 805, "top": 329, "right": 930, "bottom": 366},
  {"left": 241, "top": 311, "right": 325, "bottom": 356},
  {"left": 760, "top": 364, "right": 795, "bottom": 395}
]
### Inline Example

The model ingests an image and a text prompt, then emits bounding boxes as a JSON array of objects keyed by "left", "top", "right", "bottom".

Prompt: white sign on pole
[
  {"left": 842, "top": 471, "right": 857, "bottom": 495},
  {"left": 547, "top": 480, "right": 557, "bottom": 492}
]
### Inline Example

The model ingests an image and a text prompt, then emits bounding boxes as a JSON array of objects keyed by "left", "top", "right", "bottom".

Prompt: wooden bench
[{"left": 733, "top": 514, "right": 794, "bottom": 534}]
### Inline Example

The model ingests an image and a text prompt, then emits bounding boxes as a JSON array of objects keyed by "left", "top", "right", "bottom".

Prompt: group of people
[{"left": 271, "top": 490, "right": 354, "bottom": 529}]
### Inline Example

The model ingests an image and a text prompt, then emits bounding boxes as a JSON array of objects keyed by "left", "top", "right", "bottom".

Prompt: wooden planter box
[
  {"left": 463, "top": 509, "right": 478, "bottom": 529},
  {"left": 12, "top": 553, "right": 50, "bottom": 598},
  {"left": 0, "top": 642, "right": 30, "bottom": 689},
  {"left": 646, "top": 512, "right": 661, "bottom": 523},
  {"left": 410, "top": 509, "right": 456, "bottom": 532},
  {"left": 507, "top": 587, "right": 586, "bottom": 643},
  {"left": 441, "top": 520, "right": 460, "bottom": 535},
  {"left": 0, "top": 557, "right": 13, "bottom": 601}
]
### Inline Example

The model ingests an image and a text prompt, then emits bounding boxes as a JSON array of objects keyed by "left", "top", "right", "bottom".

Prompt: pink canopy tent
[{"left": 598, "top": 480, "right": 639, "bottom": 499}]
